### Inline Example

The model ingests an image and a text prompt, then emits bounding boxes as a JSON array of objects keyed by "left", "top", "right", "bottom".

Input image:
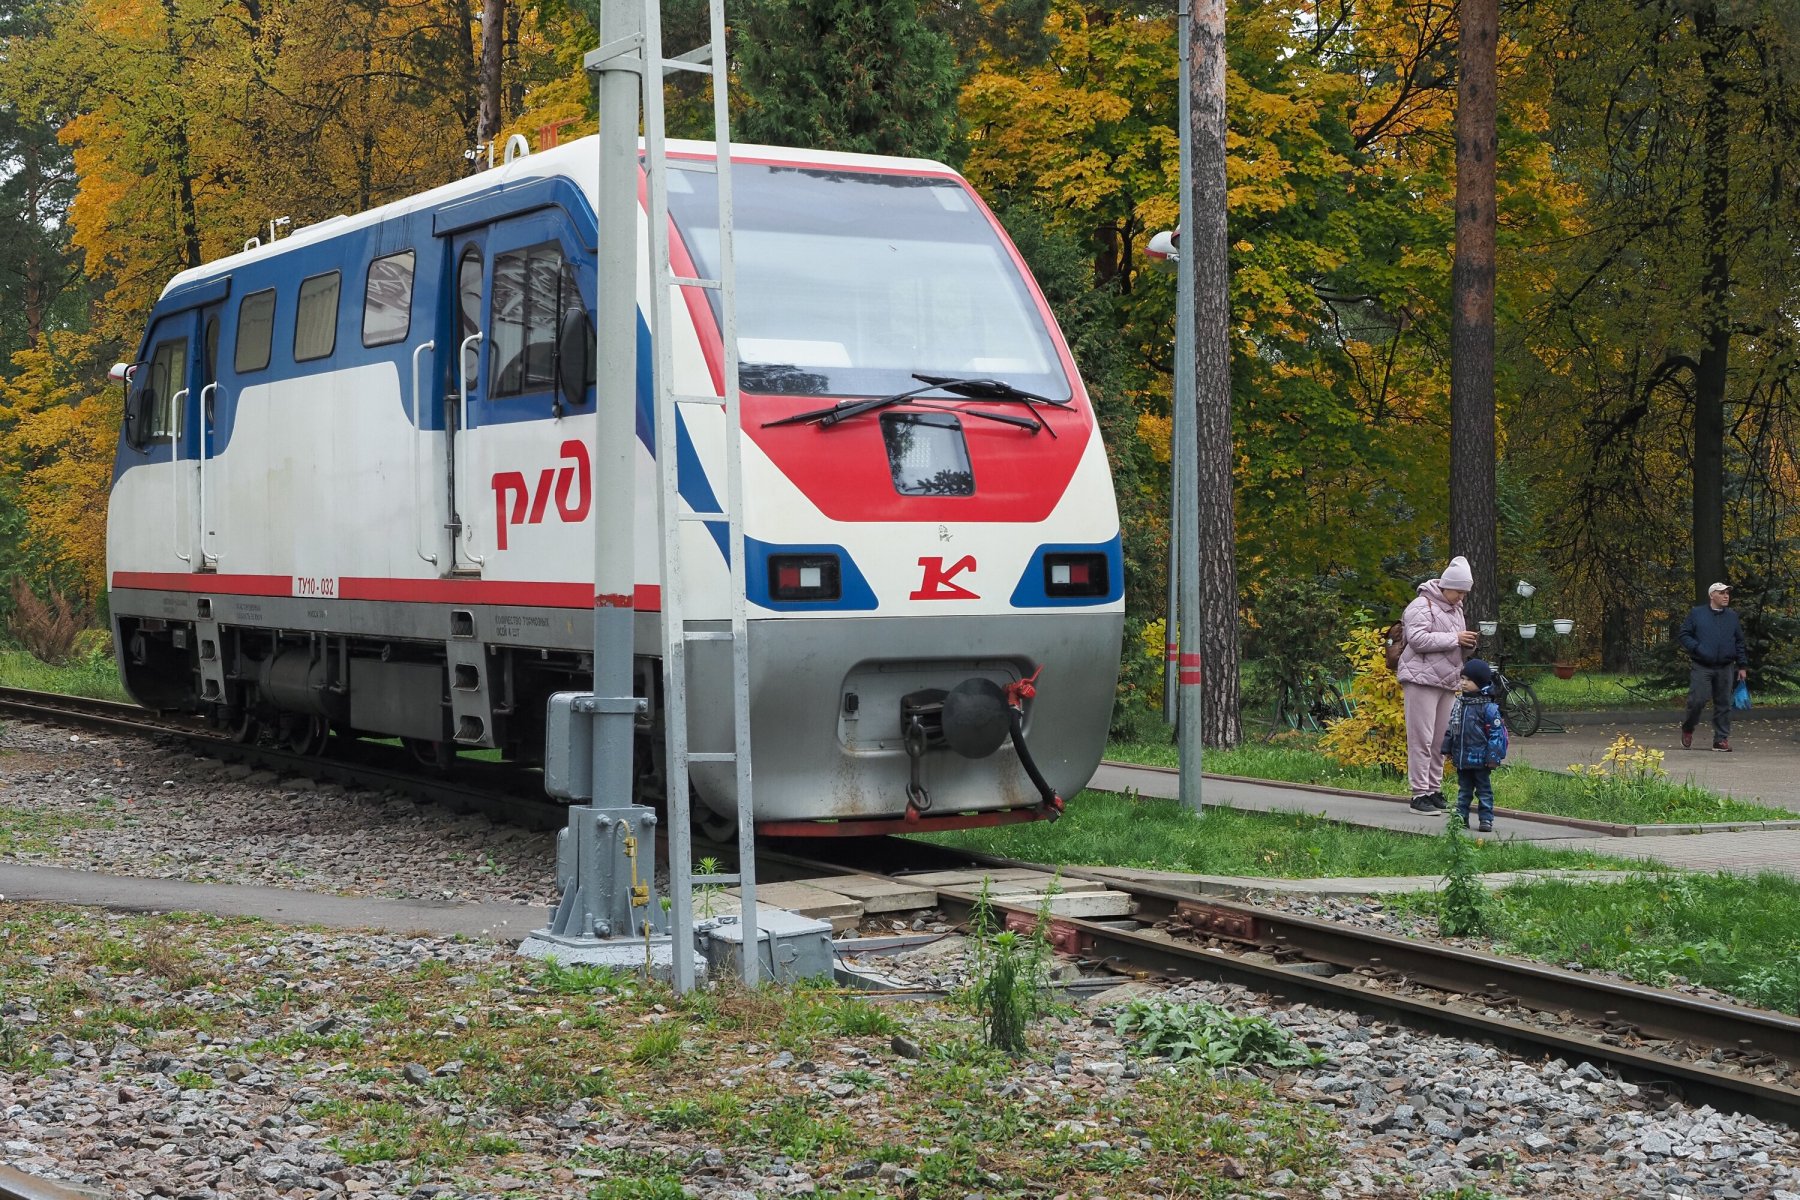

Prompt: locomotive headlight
[
  {"left": 1044, "top": 552, "right": 1108, "bottom": 598},
  {"left": 770, "top": 554, "right": 841, "bottom": 602}
]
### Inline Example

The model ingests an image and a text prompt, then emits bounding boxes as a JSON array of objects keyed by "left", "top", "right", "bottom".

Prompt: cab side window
[
  {"left": 294, "top": 271, "right": 341, "bottom": 362},
  {"left": 133, "top": 337, "right": 188, "bottom": 447},
  {"left": 362, "top": 251, "right": 415, "bottom": 347},
  {"left": 236, "top": 289, "right": 276, "bottom": 373},
  {"left": 490, "top": 242, "right": 580, "bottom": 398}
]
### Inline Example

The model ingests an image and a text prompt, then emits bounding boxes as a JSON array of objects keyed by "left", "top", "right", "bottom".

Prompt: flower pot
[
  {"left": 1552, "top": 618, "right": 1575, "bottom": 635},
  {"left": 1553, "top": 662, "right": 1576, "bottom": 680},
  {"left": 1515, "top": 580, "right": 1537, "bottom": 598},
  {"left": 1478, "top": 620, "right": 1498, "bottom": 637},
  {"left": 1518, "top": 623, "right": 1537, "bottom": 639}
]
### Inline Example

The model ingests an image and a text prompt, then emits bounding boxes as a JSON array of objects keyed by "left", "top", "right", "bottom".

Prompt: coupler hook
[{"left": 904, "top": 715, "right": 932, "bottom": 818}]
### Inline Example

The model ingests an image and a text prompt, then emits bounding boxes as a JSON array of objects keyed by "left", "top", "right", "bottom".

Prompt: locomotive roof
[{"left": 160, "top": 139, "right": 959, "bottom": 300}]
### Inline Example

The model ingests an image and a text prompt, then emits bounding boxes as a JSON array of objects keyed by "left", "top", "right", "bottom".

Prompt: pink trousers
[{"left": 1401, "top": 682, "right": 1456, "bottom": 798}]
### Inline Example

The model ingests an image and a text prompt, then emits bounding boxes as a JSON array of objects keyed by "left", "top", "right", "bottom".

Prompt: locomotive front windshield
[{"left": 666, "top": 164, "right": 1070, "bottom": 400}]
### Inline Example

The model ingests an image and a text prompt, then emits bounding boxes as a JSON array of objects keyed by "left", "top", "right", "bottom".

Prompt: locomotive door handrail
[
  {"left": 198, "top": 382, "right": 220, "bottom": 568},
  {"left": 169, "top": 388, "right": 191, "bottom": 565},
  {"left": 455, "top": 331, "right": 485, "bottom": 568},
  {"left": 411, "top": 339, "right": 439, "bottom": 566}
]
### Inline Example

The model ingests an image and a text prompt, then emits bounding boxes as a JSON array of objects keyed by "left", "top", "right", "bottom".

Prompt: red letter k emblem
[{"left": 910, "top": 555, "right": 979, "bottom": 600}]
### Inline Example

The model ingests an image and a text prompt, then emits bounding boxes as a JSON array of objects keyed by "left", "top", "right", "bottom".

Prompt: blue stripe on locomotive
[{"left": 108, "top": 177, "right": 730, "bottom": 523}]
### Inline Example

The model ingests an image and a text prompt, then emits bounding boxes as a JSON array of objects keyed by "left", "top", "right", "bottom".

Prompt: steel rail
[
  {"left": 909, "top": 849, "right": 1800, "bottom": 1126},
  {"left": 0, "top": 1164, "right": 102, "bottom": 1200}
]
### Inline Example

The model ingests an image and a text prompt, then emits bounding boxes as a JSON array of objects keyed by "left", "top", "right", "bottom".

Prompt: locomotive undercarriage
[
  {"left": 111, "top": 598, "right": 1120, "bottom": 830},
  {"left": 113, "top": 611, "right": 635, "bottom": 768}
]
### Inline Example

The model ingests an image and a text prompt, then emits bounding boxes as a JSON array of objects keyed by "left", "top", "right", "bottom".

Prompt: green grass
[
  {"left": 1104, "top": 736, "right": 1789, "bottom": 825},
  {"left": 0, "top": 648, "right": 130, "bottom": 702},
  {"left": 1390, "top": 870, "right": 1800, "bottom": 1015},
  {"left": 917, "top": 790, "right": 1649, "bottom": 878},
  {"left": 0, "top": 805, "right": 112, "bottom": 855}
]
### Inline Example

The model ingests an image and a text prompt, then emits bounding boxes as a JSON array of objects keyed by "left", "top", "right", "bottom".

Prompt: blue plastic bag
[{"left": 1733, "top": 680, "right": 1752, "bottom": 710}]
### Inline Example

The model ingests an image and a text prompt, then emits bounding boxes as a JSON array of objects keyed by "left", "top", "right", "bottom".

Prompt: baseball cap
[{"left": 1708, "top": 582, "right": 1731, "bottom": 595}]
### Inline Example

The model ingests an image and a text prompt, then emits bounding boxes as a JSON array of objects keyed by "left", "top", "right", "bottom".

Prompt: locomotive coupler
[{"left": 904, "top": 716, "right": 932, "bottom": 816}]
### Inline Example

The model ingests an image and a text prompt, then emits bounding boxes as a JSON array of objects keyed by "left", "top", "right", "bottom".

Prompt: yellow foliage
[
  {"left": 1318, "top": 627, "right": 1407, "bottom": 775},
  {"left": 0, "top": 332, "right": 120, "bottom": 600}
]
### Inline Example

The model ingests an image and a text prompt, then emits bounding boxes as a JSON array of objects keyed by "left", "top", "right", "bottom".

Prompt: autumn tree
[{"left": 1448, "top": 0, "right": 1498, "bottom": 622}]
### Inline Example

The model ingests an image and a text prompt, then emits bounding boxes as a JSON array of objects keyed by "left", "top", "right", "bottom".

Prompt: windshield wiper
[
  {"left": 910, "top": 373, "right": 1071, "bottom": 408},
  {"left": 761, "top": 373, "right": 1067, "bottom": 436}
]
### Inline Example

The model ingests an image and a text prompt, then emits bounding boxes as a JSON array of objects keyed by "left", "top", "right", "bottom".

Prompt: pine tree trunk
[
  {"left": 1448, "top": 0, "right": 1498, "bottom": 623},
  {"left": 1189, "top": 0, "right": 1240, "bottom": 748},
  {"left": 477, "top": 0, "right": 506, "bottom": 150},
  {"left": 1691, "top": 0, "right": 1730, "bottom": 602}
]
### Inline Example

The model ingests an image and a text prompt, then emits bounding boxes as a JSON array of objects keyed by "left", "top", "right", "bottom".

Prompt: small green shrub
[
  {"left": 962, "top": 881, "right": 1054, "bottom": 1054},
  {"left": 1437, "top": 813, "right": 1490, "bottom": 937},
  {"left": 1113, "top": 998, "right": 1322, "bottom": 1068}
]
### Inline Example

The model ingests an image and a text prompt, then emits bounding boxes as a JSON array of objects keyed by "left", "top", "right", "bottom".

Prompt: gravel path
[
  {"left": 2, "top": 916, "right": 1797, "bottom": 1199},
  {"left": 6, "top": 720, "right": 1800, "bottom": 1196},
  {"left": 0, "top": 721, "right": 558, "bottom": 907}
]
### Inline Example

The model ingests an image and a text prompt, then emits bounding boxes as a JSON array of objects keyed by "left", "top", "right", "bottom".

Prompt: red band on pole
[
  {"left": 595, "top": 592, "right": 634, "bottom": 608},
  {"left": 1178, "top": 652, "right": 1202, "bottom": 685},
  {"left": 1165, "top": 641, "right": 1179, "bottom": 661}
]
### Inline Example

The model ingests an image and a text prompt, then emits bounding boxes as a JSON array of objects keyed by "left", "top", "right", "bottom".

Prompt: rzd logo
[
  {"left": 910, "top": 555, "right": 979, "bottom": 600},
  {"left": 492, "top": 440, "right": 590, "bottom": 550}
]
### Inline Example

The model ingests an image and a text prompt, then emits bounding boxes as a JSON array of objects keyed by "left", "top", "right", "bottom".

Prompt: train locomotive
[{"left": 105, "top": 138, "right": 1124, "bottom": 835}]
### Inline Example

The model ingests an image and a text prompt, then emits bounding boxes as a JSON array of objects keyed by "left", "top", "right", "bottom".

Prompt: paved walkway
[
  {"left": 0, "top": 862, "right": 547, "bottom": 941},
  {"left": 1095, "top": 707, "right": 1800, "bottom": 879}
]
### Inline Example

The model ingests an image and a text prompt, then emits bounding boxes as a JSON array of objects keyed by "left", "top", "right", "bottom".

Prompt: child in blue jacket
[{"left": 1441, "top": 658, "right": 1508, "bottom": 832}]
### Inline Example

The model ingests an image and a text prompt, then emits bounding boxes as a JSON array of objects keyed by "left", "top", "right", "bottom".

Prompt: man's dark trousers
[{"left": 1684, "top": 664, "right": 1734, "bottom": 743}]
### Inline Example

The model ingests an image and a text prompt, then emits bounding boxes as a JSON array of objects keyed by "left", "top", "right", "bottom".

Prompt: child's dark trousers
[{"left": 1455, "top": 767, "right": 1494, "bottom": 824}]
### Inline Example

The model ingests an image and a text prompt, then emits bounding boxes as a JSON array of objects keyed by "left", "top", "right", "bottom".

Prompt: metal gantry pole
[
  {"left": 1175, "top": 0, "right": 1205, "bottom": 812},
  {"left": 587, "top": 0, "right": 645, "bottom": 828}
]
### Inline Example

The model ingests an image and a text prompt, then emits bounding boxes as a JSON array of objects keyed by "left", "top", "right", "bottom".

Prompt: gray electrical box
[{"left": 697, "top": 911, "right": 834, "bottom": 983}]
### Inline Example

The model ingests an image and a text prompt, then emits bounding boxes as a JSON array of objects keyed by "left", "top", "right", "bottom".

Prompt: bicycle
[
  {"left": 1267, "top": 672, "right": 1351, "bottom": 739},
  {"left": 1489, "top": 652, "right": 1542, "bottom": 738}
]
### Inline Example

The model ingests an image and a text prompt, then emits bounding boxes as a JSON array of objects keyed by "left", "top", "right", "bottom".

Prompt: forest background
[{"left": 0, "top": 0, "right": 1796, "bottom": 738}]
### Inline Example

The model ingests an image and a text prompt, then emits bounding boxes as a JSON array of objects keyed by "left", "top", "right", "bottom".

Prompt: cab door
[
  {"left": 444, "top": 210, "right": 592, "bottom": 574},
  {"left": 127, "top": 312, "right": 204, "bottom": 570},
  {"left": 195, "top": 304, "right": 223, "bottom": 570},
  {"left": 446, "top": 233, "right": 487, "bottom": 573}
]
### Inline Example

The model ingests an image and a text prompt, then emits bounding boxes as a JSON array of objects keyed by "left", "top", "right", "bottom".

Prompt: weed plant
[
  {"left": 919, "top": 791, "right": 1649, "bottom": 878},
  {"left": 961, "top": 881, "right": 1055, "bottom": 1054},
  {"left": 1113, "top": 998, "right": 1323, "bottom": 1068},
  {"left": 1436, "top": 814, "right": 1490, "bottom": 937}
]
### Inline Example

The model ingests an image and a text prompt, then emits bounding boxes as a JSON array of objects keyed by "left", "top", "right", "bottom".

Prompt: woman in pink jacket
[{"left": 1398, "top": 556, "right": 1480, "bottom": 813}]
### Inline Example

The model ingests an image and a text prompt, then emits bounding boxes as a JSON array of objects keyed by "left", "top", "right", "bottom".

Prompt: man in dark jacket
[{"left": 1679, "top": 582, "right": 1748, "bottom": 751}]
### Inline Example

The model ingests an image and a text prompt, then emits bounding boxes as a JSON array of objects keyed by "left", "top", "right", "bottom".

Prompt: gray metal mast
[
  {"left": 587, "top": 0, "right": 644, "bottom": 837},
  {"left": 1175, "top": 0, "right": 1204, "bottom": 812},
  {"left": 640, "top": 0, "right": 759, "bottom": 991}
]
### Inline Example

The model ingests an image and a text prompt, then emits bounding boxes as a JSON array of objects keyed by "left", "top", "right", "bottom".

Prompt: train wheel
[
  {"left": 691, "top": 793, "right": 738, "bottom": 845},
  {"left": 229, "top": 710, "right": 260, "bottom": 744},
  {"left": 404, "top": 737, "right": 454, "bottom": 771},
  {"left": 285, "top": 716, "right": 330, "bottom": 756}
]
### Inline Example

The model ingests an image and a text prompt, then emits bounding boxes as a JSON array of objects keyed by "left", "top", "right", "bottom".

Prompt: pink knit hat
[{"left": 1439, "top": 556, "right": 1474, "bottom": 590}]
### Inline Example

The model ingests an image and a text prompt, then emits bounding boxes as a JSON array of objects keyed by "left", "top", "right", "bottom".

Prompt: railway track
[
  {"left": 4, "top": 686, "right": 1800, "bottom": 1126},
  {"left": 0, "top": 685, "right": 572, "bottom": 831}
]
